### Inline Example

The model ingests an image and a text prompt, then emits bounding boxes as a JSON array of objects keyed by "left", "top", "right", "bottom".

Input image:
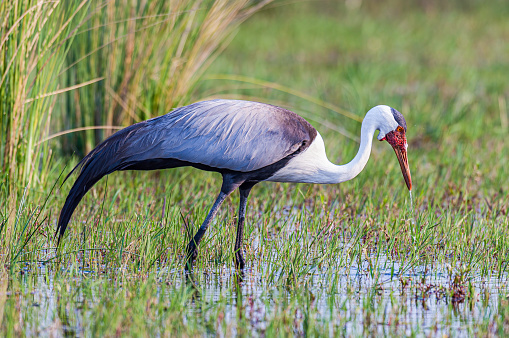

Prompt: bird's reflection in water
[
  {"left": 234, "top": 270, "right": 245, "bottom": 321},
  {"left": 185, "top": 271, "right": 202, "bottom": 303},
  {"left": 184, "top": 268, "right": 246, "bottom": 312},
  {"left": 56, "top": 288, "right": 78, "bottom": 337}
]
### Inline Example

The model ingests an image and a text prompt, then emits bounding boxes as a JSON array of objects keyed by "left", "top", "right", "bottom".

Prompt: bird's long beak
[{"left": 392, "top": 144, "right": 412, "bottom": 191}]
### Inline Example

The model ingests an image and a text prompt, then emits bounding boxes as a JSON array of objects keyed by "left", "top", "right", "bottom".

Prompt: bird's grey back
[{"left": 118, "top": 99, "right": 317, "bottom": 172}]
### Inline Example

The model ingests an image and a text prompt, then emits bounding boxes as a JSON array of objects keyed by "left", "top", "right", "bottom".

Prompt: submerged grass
[{"left": 2, "top": 0, "right": 509, "bottom": 336}]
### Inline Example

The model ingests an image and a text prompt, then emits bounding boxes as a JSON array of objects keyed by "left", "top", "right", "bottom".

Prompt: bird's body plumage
[
  {"left": 58, "top": 100, "right": 317, "bottom": 242},
  {"left": 57, "top": 99, "right": 411, "bottom": 269},
  {"left": 98, "top": 99, "right": 316, "bottom": 172}
]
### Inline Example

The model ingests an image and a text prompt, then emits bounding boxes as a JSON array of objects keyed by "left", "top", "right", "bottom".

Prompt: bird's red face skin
[{"left": 380, "top": 126, "right": 412, "bottom": 191}]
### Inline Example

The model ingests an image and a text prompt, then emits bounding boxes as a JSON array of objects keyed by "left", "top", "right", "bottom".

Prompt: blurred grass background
[{"left": 1, "top": 0, "right": 509, "bottom": 335}]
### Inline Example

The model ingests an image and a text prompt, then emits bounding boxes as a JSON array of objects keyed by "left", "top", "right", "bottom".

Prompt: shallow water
[
  {"left": 9, "top": 255, "right": 508, "bottom": 336},
  {"left": 5, "top": 201, "right": 508, "bottom": 336}
]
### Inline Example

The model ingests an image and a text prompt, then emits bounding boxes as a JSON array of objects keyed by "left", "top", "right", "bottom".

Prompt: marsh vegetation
[{"left": 1, "top": 0, "right": 509, "bottom": 336}]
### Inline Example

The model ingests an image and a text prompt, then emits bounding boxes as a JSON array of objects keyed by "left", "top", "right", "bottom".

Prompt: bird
[{"left": 56, "top": 99, "right": 412, "bottom": 270}]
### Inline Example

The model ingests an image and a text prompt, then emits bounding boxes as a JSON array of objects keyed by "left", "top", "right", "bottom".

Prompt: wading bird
[{"left": 56, "top": 99, "right": 412, "bottom": 269}]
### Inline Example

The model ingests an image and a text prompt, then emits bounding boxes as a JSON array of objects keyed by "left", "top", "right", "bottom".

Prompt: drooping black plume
[{"left": 55, "top": 121, "right": 150, "bottom": 245}]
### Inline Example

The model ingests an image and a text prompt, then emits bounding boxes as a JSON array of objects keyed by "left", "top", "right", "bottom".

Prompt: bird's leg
[
  {"left": 234, "top": 183, "right": 255, "bottom": 270},
  {"left": 186, "top": 179, "right": 239, "bottom": 270},
  {"left": 185, "top": 192, "right": 228, "bottom": 269}
]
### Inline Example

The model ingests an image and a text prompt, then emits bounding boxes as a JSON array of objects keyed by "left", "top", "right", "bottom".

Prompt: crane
[{"left": 56, "top": 99, "right": 412, "bottom": 270}]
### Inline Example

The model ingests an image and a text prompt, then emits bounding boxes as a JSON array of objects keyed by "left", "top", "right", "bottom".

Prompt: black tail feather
[
  {"left": 55, "top": 156, "right": 119, "bottom": 245},
  {"left": 55, "top": 122, "right": 148, "bottom": 245}
]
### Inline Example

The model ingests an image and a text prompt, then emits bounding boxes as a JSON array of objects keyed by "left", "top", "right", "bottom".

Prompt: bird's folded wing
[{"left": 116, "top": 99, "right": 316, "bottom": 172}]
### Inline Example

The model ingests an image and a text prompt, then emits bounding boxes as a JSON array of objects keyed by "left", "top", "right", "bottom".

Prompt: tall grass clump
[
  {"left": 0, "top": 0, "right": 88, "bottom": 193},
  {"left": 58, "top": 0, "right": 271, "bottom": 156},
  {"left": 0, "top": 0, "right": 90, "bottom": 265}
]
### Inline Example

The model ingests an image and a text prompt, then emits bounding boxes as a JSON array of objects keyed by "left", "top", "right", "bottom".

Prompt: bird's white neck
[{"left": 266, "top": 113, "right": 377, "bottom": 184}]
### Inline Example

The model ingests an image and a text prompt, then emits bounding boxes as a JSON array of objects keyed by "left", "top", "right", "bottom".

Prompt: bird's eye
[{"left": 396, "top": 126, "right": 404, "bottom": 133}]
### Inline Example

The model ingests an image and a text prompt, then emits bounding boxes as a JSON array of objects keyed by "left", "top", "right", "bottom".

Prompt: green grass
[{"left": 2, "top": 0, "right": 509, "bottom": 336}]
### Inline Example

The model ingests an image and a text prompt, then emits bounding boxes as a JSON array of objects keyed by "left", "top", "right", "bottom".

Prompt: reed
[
  {"left": 0, "top": 0, "right": 87, "bottom": 193},
  {"left": 0, "top": 0, "right": 90, "bottom": 267}
]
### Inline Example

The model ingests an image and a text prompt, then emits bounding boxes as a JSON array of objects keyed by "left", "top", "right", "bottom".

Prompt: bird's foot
[
  {"left": 185, "top": 242, "right": 198, "bottom": 271},
  {"left": 234, "top": 250, "right": 245, "bottom": 270}
]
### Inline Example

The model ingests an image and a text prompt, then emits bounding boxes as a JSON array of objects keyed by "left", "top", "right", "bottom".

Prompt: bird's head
[{"left": 370, "top": 105, "right": 412, "bottom": 191}]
